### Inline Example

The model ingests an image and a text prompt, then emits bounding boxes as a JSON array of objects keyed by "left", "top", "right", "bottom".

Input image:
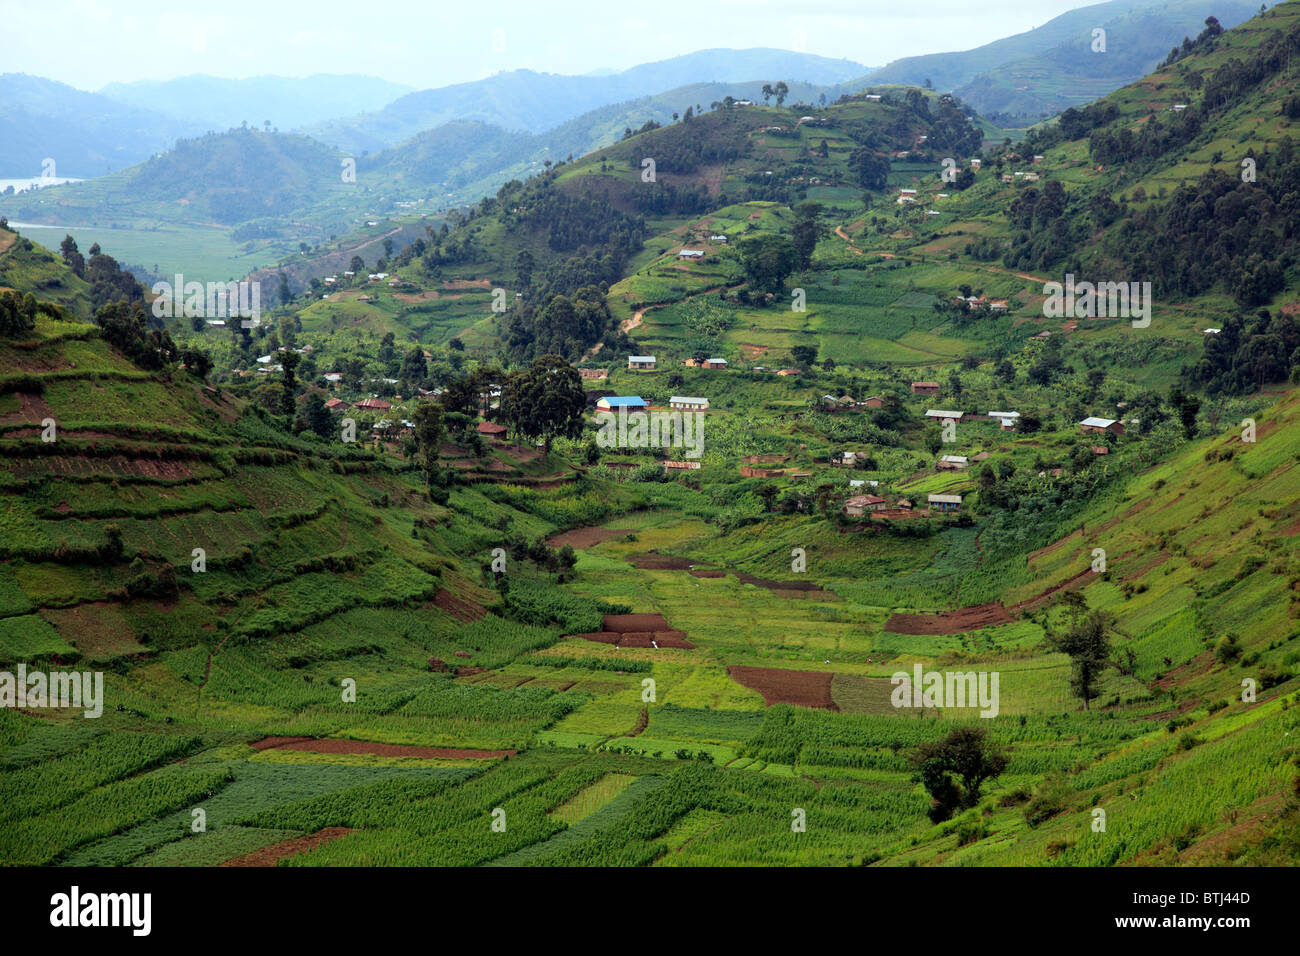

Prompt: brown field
[
  {"left": 573, "top": 613, "right": 697, "bottom": 648},
  {"left": 885, "top": 602, "right": 1013, "bottom": 634},
  {"left": 604, "top": 613, "right": 670, "bottom": 631},
  {"left": 431, "top": 588, "right": 487, "bottom": 622},
  {"left": 39, "top": 603, "right": 147, "bottom": 660},
  {"left": 546, "top": 526, "right": 633, "bottom": 549},
  {"left": 727, "top": 666, "right": 838, "bottom": 710},
  {"left": 220, "top": 827, "right": 355, "bottom": 867},
  {"left": 250, "top": 736, "right": 515, "bottom": 759}
]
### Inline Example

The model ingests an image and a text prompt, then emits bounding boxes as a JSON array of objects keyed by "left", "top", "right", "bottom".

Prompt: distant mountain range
[
  {"left": 864, "top": 0, "right": 1267, "bottom": 120},
  {"left": 98, "top": 74, "right": 416, "bottom": 134},
  {"left": 0, "top": 74, "right": 203, "bottom": 179},
  {"left": 301, "top": 49, "right": 873, "bottom": 154}
]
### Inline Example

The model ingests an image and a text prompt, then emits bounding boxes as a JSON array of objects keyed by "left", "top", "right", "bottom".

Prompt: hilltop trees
[{"left": 500, "top": 354, "right": 586, "bottom": 456}]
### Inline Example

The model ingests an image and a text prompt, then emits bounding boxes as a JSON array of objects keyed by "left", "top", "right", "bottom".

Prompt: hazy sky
[{"left": 3, "top": 0, "right": 1097, "bottom": 91}]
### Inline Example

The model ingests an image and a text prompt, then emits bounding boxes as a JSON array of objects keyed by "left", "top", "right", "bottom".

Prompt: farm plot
[
  {"left": 884, "top": 602, "right": 1014, "bottom": 634},
  {"left": 727, "top": 666, "right": 839, "bottom": 710}
]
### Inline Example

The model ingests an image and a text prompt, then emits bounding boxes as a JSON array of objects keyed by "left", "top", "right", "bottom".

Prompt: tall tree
[
  {"left": 1047, "top": 606, "right": 1112, "bottom": 709},
  {"left": 411, "top": 402, "right": 445, "bottom": 486},
  {"left": 279, "top": 351, "right": 300, "bottom": 424},
  {"left": 500, "top": 354, "right": 586, "bottom": 456},
  {"left": 791, "top": 201, "right": 824, "bottom": 270}
]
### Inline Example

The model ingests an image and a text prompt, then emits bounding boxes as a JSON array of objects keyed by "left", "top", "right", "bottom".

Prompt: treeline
[
  {"left": 1107, "top": 150, "right": 1297, "bottom": 308},
  {"left": 58, "top": 236, "right": 144, "bottom": 312},
  {"left": 616, "top": 114, "right": 750, "bottom": 175},
  {"left": 0, "top": 290, "right": 67, "bottom": 335},
  {"left": 1192, "top": 308, "right": 1300, "bottom": 396},
  {"left": 503, "top": 285, "right": 614, "bottom": 362},
  {"left": 1000, "top": 144, "right": 1297, "bottom": 310}
]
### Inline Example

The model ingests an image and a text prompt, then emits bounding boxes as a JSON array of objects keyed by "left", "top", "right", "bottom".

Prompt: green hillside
[{"left": 2, "top": 3, "right": 1300, "bottom": 870}]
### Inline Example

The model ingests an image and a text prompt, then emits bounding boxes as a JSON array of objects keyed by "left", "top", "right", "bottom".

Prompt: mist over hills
[{"left": 98, "top": 73, "right": 416, "bottom": 133}]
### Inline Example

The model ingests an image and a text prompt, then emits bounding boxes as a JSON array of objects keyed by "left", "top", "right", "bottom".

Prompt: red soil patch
[
  {"left": 572, "top": 613, "right": 697, "bottom": 649},
  {"left": 431, "top": 588, "right": 487, "bottom": 622},
  {"left": 250, "top": 736, "right": 514, "bottom": 759},
  {"left": 728, "top": 666, "right": 838, "bottom": 710},
  {"left": 573, "top": 630, "right": 696, "bottom": 649},
  {"left": 1019, "top": 565, "right": 1110, "bottom": 612},
  {"left": 604, "top": 613, "right": 669, "bottom": 631},
  {"left": 443, "top": 278, "right": 492, "bottom": 290},
  {"left": 545, "top": 527, "right": 632, "bottom": 549},
  {"left": 629, "top": 708, "right": 649, "bottom": 736},
  {"left": 689, "top": 569, "right": 725, "bottom": 578},
  {"left": 220, "top": 827, "right": 355, "bottom": 867},
  {"left": 886, "top": 602, "right": 1013, "bottom": 634},
  {"left": 1151, "top": 652, "right": 1215, "bottom": 692}
]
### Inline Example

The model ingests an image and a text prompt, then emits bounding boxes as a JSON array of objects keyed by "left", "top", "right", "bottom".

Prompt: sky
[{"left": 2, "top": 0, "right": 1099, "bottom": 91}]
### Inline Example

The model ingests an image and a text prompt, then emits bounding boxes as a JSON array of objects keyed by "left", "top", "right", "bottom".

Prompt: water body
[{"left": 5, "top": 222, "right": 103, "bottom": 231}]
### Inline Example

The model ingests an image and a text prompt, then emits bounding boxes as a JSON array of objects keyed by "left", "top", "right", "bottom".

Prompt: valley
[{"left": 1, "top": 1, "right": 1298, "bottom": 875}]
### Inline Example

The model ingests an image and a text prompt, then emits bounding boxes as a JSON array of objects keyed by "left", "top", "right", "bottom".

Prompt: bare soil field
[
  {"left": 885, "top": 602, "right": 1013, "bottom": 634},
  {"left": 431, "top": 589, "right": 487, "bottom": 622},
  {"left": 573, "top": 630, "right": 696, "bottom": 649},
  {"left": 545, "top": 527, "right": 633, "bottom": 549},
  {"left": 220, "top": 827, "right": 355, "bottom": 867},
  {"left": 727, "top": 666, "right": 838, "bottom": 710},
  {"left": 604, "top": 613, "right": 670, "bottom": 631}
]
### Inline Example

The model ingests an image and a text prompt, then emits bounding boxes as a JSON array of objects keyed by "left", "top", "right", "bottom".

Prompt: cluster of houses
[
  {"left": 921, "top": 409, "right": 1021, "bottom": 432},
  {"left": 822, "top": 394, "right": 884, "bottom": 411},
  {"left": 951, "top": 294, "right": 1009, "bottom": 312},
  {"left": 625, "top": 355, "right": 728, "bottom": 371},
  {"left": 843, "top": 492, "right": 962, "bottom": 516},
  {"left": 594, "top": 395, "right": 711, "bottom": 413}
]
